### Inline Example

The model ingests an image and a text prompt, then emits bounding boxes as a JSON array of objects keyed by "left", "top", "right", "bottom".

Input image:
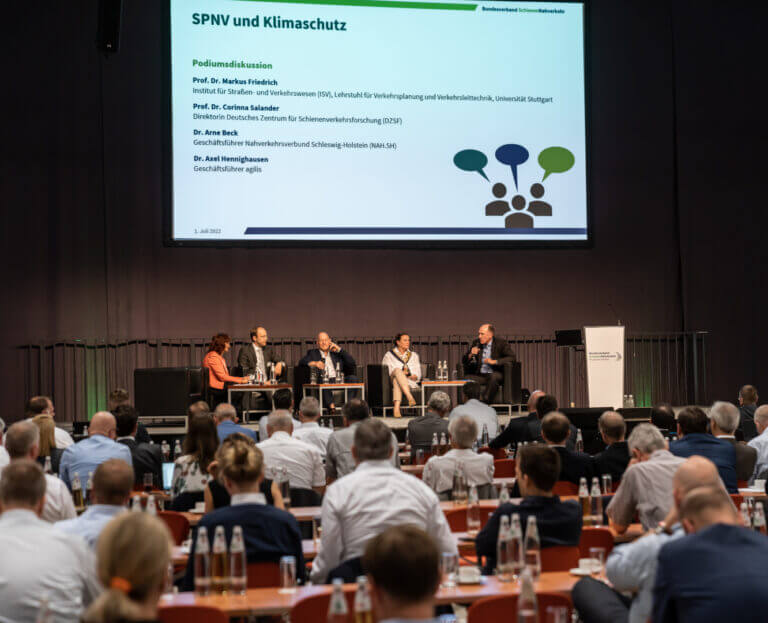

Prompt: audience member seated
[
  {"left": 215, "top": 402, "right": 258, "bottom": 443},
  {"left": 0, "top": 417, "right": 8, "bottom": 472},
  {"left": 56, "top": 458, "right": 133, "bottom": 548},
  {"left": 0, "top": 461, "right": 99, "bottom": 622},
  {"left": 651, "top": 402, "right": 677, "bottom": 432},
  {"left": 310, "top": 419, "right": 456, "bottom": 584},
  {"left": 422, "top": 415, "right": 494, "bottom": 499},
  {"left": 170, "top": 412, "right": 217, "bottom": 507},
  {"left": 188, "top": 400, "right": 211, "bottom": 418},
  {"left": 108, "top": 388, "right": 151, "bottom": 444},
  {"left": 326, "top": 399, "right": 399, "bottom": 480},
  {"left": 25, "top": 394, "right": 75, "bottom": 448},
  {"left": 204, "top": 433, "right": 284, "bottom": 511},
  {"left": 448, "top": 381, "right": 499, "bottom": 442},
  {"left": 747, "top": 405, "right": 768, "bottom": 481},
  {"left": 573, "top": 456, "right": 722, "bottom": 623},
  {"left": 508, "top": 394, "right": 578, "bottom": 451},
  {"left": 114, "top": 405, "right": 162, "bottom": 488},
  {"left": 709, "top": 400, "right": 757, "bottom": 482},
  {"left": 737, "top": 384, "right": 759, "bottom": 441},
  {"left": 183, "top": 437, "right": 304, "bottom": 590},
  {"left": 363, "top": 525, "right": 443, "bottom": 623},
  {"left": 59, "top": 411, "right": 133, "bottom": 491},
  {"left": 32, "top": 413, "right": 65, "bottom": 474},
  {"left": 292, "top": 397, "right": 332, "bottom": 458},
  {"left": 606, "top": 423, "right": 685, "bottom": 532},
  {"left": 82, "top": 512, "right": 172, "bottom": 623},
  {"left": 475, "top": 445, "right": 581, "bottom": 574},
  {"left": 669, "top": 406, "right": 737, "bottom": 493},
  {"left": 591, "top": 411, "right": 630, "bottom": 482},
  {"left": 258, "top": 389, "right": 301, "bottom": 442},
  {"left": 408, "top": 391, "right": 451, "bottom": 458},
  {"left": 257, "top": 411, "right": 325, "bottom": 493},
  {"left": 488, "top": 389, "right": 544, "bottom": 449},
  {"left": 541, "top": 412, "right": 593, "bottom": 484},
  {"left": 5, "top": 421, "right": 76, "bottom": 522},
  {"left": 652, "top": 485, "right": 768, "bottom": 623}
]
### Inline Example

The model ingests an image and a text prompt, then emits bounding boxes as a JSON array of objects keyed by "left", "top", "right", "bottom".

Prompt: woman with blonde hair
[
  {"left": 82, "top": 512, "right": 172, "bottom": 623},
  {"left": 182, "top": 437, "right": 303, "bottom": 590},
  {"left": 32, "top": 414, "right": 64, "bottom": 473}
]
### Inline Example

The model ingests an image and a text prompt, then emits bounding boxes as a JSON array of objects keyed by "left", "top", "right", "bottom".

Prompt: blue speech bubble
[{"left": 495, "top": 144, "right": 529, "bottom": 190}]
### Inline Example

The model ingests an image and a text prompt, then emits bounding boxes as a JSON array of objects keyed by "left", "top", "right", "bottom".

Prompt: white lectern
[{"left": 584, "top": 326, "right": 625, "bottom": 409}]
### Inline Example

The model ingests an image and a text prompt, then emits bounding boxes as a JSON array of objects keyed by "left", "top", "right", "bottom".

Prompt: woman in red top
[{"left": 203, "top": 333, "right": 248, "bottom": 408}]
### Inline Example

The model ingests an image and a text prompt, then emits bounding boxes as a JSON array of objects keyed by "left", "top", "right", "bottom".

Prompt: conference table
[{"left": 160, "top": 571, "right": 580, "bottom": 617}]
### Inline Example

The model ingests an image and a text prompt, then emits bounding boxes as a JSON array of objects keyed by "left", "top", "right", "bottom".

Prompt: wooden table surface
[{"left": 159, "top": 571, "right": 580, "bottom": 616}]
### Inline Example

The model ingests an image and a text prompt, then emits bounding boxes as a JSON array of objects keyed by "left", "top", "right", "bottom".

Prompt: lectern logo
[{"left": 588, "top": 351, "right": 622, "bottom": 361}]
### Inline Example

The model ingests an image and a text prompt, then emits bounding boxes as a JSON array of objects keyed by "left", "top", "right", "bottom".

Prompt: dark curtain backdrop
[{"left": 2, "top": 0, "right": 764, "bottom": 422}]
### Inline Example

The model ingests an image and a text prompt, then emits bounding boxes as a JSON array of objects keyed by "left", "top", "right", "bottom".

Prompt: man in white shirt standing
[
  {"left": 293, "top": 397, "right": 332, "bottom": 459},
  {"left": 381, "top": 333, "right": 422, "bottom": 418},
  {"left": 258, "top": 410, "right": 325, "bottom": 493},
  {"left": 4, "top": 420, "right": 76, "bottom": 522},
  {"left": 448, "top": 381, "right": 499, "bottom": 441},
  {"left": 25, "top": 395, "right": 74, "bottom": 448},
  {"left": 310, "top": 418, "right": 457, "bottom": 584},
  {"left": 423, "top": 415, "right": 494, "bottom": 499},
  {"left": 0, "top": 460, "right": 100, "bottom": 623}
]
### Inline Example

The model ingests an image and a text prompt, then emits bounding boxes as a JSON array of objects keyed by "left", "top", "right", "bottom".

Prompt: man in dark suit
[
  {"left": 737, "top": 384, "right": 759, "bottom": 441},
  {"left": 113, "top": 405, "right": 162, "bottom": 488},
  {"left": 461, "top": 324, "right": 516, "bottom": 404},
  {"left": 237, "top": 326, "right": 286, "bottom": 416},
  {"left": 670, "top": 406, "right": 738, "bottom": 493},
  {"left": 708, "top": 400, "right": 757, "bottom": 482},
  {"left": 489, "top": 389, "right": 544, "bottom": 449},
  {"left": 541, "top": 412, "right": 593, "bottom": 484},
  {"left": 408, "top": 391, "right": 451, "bottom": 458},
  {"left": 653, "top": 484, "right": 768, "bottom": 623},
  {"left": 298, "top": 332, "right": 359, "bottom": 410},
  {"left": 592, "top": 411, "right": 630, "bottom": 483},
  {"left": 476, "top": 444, "right": 581, "bottom": 574}
]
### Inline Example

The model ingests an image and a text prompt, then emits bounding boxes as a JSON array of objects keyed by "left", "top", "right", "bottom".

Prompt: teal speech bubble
[
  {"left": 538, "top": 147, "right": 575, "bottom": 181},
  {"left": 453, "top": 149, "right": 489, "bottom": 181}
]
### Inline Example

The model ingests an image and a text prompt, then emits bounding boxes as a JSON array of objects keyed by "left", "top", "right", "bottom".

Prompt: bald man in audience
[
  {"left": 0, "top": 461, "right": 100, "bottom": 622},
  {"left": 55, "top": 458, "right": 132, "bottom": 547},
  {"left": 653, "top": 484, "right": 768, "bottom": 622},
  {"left": 591, "top": 411, "right": 630, "bottom": 482},
  {"left": 4, "top": 420, "right": 76, "bottom": 522},
  {"left": 58, "top": 411, "right": 132, "bottom": 490},
  {"left": 574, "top": 456, "right": 722, "bottom": 623}
]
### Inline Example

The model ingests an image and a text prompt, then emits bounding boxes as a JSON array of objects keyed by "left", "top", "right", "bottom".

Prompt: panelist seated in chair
[
  {"left": 422, "top": 415, "right": 494, "bottom": 500},
  {"left": 298, "top": 332, "right": 359, "bottom": 411},
  {"left": 237, "top": 326, "right": 286, "bottom": 414},
  {"left": 475, "top": 444, "right": 582, "bottom": 574},
  {"left": 461, "top": 323, "right": 516, "bottom": 404},
  {"left": 381, "top": 332, "right": 422, "bottom": 418}
]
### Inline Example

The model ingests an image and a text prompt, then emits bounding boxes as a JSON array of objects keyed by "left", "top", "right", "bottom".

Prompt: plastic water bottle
[
  {"left": 194, "top": 527, "right": 211, "bottom": 596},
  {"left": 579, "top": 477, "right": 591, "bottom": 526},
  {"left": 452, "top": 462, "right": 468, "bottom": 505},
  {"left": 496, "top": 515, "right": 512, "bottom": 581},
  {"left": 741, "top": 502, "right": 751, "bottom": 527},
  {"left": 575, "top": 429, "right": 584, "bottom": 453},
  {"left": 71, "top": 473, "right": 84, "bottom": 508},
  {"left": 590, "top": 477, "right": 603, "bottom": 526},
  {"left": 443, "top": 360, "right": 449, "bottom": 380},
  {"left": 467, "top": 485, "right": 481, "bottom": 536},
  {"left": 131, "top": 494, "right": 142, "bottom": 512},
  {"left": 754, "top": 502, "right": 767, "bottom": 535},
  {"left": 354, "top": 575, "right": 373, "bottom": 623},
  {"left": 430, "top": 433, "right": 439, "bottom": 457},
  {"left": 146, "top": 494, "right": 157, "bottom": 516},
  {"left": 327, "top": 578, "right": 349, "bottom": 622},
  {"left": 498, "top": 483, "right": 511, "bottom": 504},
  {"left": 43, "top": 456, "right": 52, "bottom": 475},
  {"left": 173, "top": 440, "right": 182, "bottom": 460},
  {"left": 517, "top": 567, "right": 538, "bottom": 622},
  {"left": 481, "top": 424, "right": 490, "bottom": 447},
  {"left": 439, "top": 432, "right": 448, "bottom": 455},
  {"left": 161, "top": 440, "right": 171, "bottom": 461},
  {"left": 524, "top": 515, "right": 541, "bottom": 579},
  {"left": 279, "top": 466, "right": 291, "bottom": 509},
  {"left": 509, "top": 513, "right": 524, "bottom": 579},
  {"left": 85, "top": 471, "right": 94, "bottom": 506},
  {"left": 211, "top": 525, "right": 230, "bottom": 594},
  {"left": 229, "top": 525, "right": 247, "bottom": 595}
]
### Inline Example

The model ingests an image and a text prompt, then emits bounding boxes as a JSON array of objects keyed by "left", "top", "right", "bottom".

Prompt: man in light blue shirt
[
  {"left": 747, "top": 405, "right": 768, "bottom": 481},
  {"left": 59, "top": 411, "right": 132, "bottom": 490},
  {"left": 448, "top": 381, "right": 498, "bottom": 441},
  {"left": 572, "top": 455, "right": 721, "bottom": 623},
  {"left": 56, "top": 458, "right": 132, "bottom": 548},
  {"left": 215, "top": 403, "right": 258, "bottom": 443}
]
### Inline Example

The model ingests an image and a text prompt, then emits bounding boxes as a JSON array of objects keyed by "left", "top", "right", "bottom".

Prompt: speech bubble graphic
[
  {"left": 538, "top": 146, "right": 575, "bottom": 181},
  {"left": 495, "top": 144, "right": 529, "bottom": 189},
  {"left": 453, "top": 149, "right": 489, "bottom": 181}
]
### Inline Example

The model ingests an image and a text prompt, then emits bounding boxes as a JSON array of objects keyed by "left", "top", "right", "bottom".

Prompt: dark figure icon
[
  {"left": 505, "top": 195, "right": 534, "bottom": 228},
  {"left": 485, "top": 183, "right": 509, "bottom": 215},
  {"left": 528, "top": 183, "right": 552, "bottom": 216}
]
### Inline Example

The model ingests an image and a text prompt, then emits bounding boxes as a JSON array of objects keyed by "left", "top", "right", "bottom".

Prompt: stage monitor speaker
[
  {"left": 555, "top": 329, "right": 583, "bottom": 347},
  {"left": 134, "top": 367, "right": 199, "bottom": 419},
  {"left": 96, "top": 0, "right": 123, "bottom": 54}
]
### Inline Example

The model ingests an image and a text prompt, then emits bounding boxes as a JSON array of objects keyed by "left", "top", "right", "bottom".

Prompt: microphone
[{"left": 607, "top": 303, "right": 622, "bottom": 326}]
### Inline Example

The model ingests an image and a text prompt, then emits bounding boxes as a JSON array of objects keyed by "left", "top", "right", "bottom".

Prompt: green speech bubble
[
  {"left": 453, "top": 149, "right": 489, "bottom": 181},
  {"left": 538, "top": 146, "right": 575, "bottom": 181}
]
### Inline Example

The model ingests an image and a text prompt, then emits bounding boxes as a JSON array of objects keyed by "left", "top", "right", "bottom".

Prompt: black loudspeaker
[
  {"left": 134, "top": 367, "right": 201, "bottom": 419},
  {"left": 96, "top": 0, "right": 123, "bottom": 54}
]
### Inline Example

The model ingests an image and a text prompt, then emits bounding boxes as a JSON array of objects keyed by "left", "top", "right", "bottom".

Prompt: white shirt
[
  {"left": 293, "top": 422, "right": 333, "bottom": 459},
  {"left": 448, "top": 399, "right": 499, "bottom": 441},
  {"left": 323, "top": 350, "right": 337, "bottom": 379},
  {"left": 257, "top": 431, "right": 325, "bottom": 490},
  {"left": 381, "top": 350, "right": 422, "bottom": 389},
  {"left": 309, "top": 460, "right": 457, "bottom": 583},
  {"left": 54, "top": 426, "right": 75, "bottom": 449},
  {"left": 258, "top": 415, "right": 301, "bottom": 443},
  {"left": 41, "top": 474, "right": 77, "bottom": 523},
  {"left": 0, "top": 447, "right": 9, "bottom": 472},
  {"left": 0, "top": 509, "right": 100, "bottom": 623},
  {"left": 748, "top": 427, "right": 768, "bottom": 481},
  {"left": 422, "top": 448, "right": 495, "bottom": 494}
]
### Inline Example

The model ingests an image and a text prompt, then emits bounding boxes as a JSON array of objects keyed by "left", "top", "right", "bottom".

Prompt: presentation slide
[{"left": 168, "top": 0, "right": 588, "bottom": 244}]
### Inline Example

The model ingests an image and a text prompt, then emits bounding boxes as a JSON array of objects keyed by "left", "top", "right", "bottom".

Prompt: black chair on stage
[
  {"left": 366, "top": 363, "right": 435, "bottom": 416},
  {"left": 455, "top": 361, "right": 523, "bottom": 408}
]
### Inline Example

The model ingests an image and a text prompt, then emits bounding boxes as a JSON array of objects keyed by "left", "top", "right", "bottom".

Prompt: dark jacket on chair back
[
  {"left": 552, "top": 446, "right": 594, "bottom": 485},
  {"left": 592, "top": 441, "right": 630, "bottom": 482}
]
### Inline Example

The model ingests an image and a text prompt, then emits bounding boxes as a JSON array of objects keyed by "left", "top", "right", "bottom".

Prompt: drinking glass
[
  {"left": 546, "top": 606, "right": 568, "bottom": 623},
  {"left": 415, "top": 449, "right": 424, "bottom": 465},
  {"left": 143, "top": 473, "right": 154, "bottom": 493},
  {"left": 278, "top": 556, "right": 297, "bottom": 593},
  {"left": 601, "top": 474, "right": 612, "bottom": 495},
  {"left": 589, "top": 547, "right": 606, "bottom": 577},
  {"left": 441, "top": 552, "right": 458, "bottom": 588},
  {"left": 312, "top": 515, "right": 323, "bottom": 545}
]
